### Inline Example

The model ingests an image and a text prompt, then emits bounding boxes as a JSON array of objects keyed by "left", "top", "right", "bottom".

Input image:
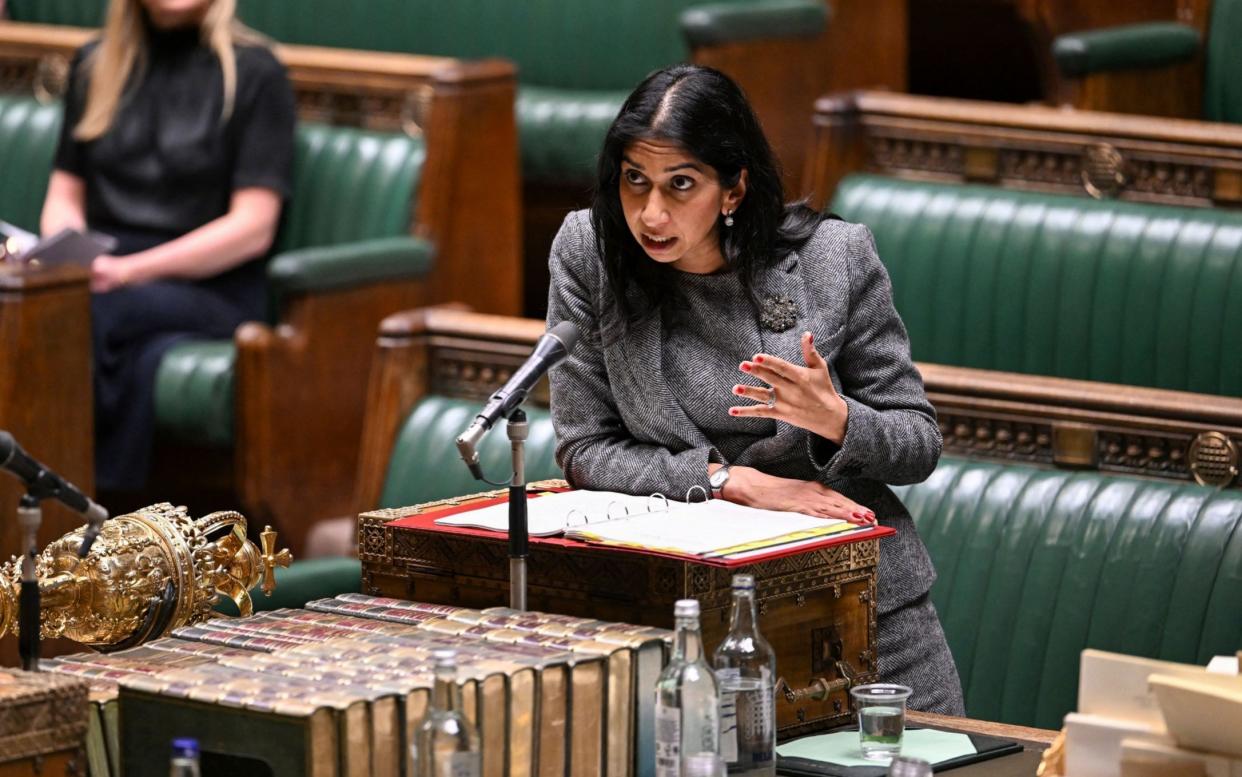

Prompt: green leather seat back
[
  {"left": 234, "top": 0, "right": 748, "bottom": 91},
  {"left": 0, "top": 97, "right": 62, "bottom": 232},
  {"left": 5, "top": 0, "right": 105, "bottom": 27},
  {"left": 516, "top": 86, "right": 629, "bottom": 185},
  {"left": 379, "top": 396, "right": 562, "bottom": 509},
  {"left": 895, "top": 456, "right": 1242, "bottom": 730},
  {"left": 832, "top": 175, "right": 1242, "bottom": 395},
  {"left": 276, "top": 123, "right": 424, "bottom": 253},
  {"left": 1203, "top": 0, "right": 1242, "bottom": 123},
  {"left": 152, "top": 123, "right": 425, "bottom": 446}
]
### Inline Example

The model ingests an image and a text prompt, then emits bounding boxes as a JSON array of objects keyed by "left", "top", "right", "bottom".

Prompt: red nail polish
[
  {"left": 740, "top": 363, "right": 752, "bottom": 372},
  {"left": 755, "top": 355, "right": 765, "bottom": 363},
  {"left": 729, "top": 408, "right": 739, "bottom": 416},
  {"left": 734, "top": 386, "right": 744, "bottom": 395},
  {"left": 809, "top": 333, "right": 814, "bottom": 344}
]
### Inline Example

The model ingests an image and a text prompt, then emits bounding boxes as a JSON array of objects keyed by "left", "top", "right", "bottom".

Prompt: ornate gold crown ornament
[{"left": 0, "top": 503, "right": 291, "bottom": 651}]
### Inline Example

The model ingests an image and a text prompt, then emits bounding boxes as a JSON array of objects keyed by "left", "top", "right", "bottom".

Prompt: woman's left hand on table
[{"left": 729, "top": 330, "right": 848, "bottom": 444}]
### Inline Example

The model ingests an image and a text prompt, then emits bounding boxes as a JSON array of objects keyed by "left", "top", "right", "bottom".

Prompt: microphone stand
[
  {"left": 506, "top": 408, "right": 529, "bottom": 611},
  {"left": 16, "top": 491, "right": 47, "bottom": 671}
]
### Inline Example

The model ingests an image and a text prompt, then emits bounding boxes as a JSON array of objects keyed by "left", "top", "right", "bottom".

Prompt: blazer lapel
[{"left": 620, "top": 309, "right": 711, "bottom": 450}]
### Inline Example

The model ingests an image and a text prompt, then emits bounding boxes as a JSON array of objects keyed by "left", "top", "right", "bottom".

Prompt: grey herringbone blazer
[{"left": 546, "top": 210, "right": 941, "bottom": 614}]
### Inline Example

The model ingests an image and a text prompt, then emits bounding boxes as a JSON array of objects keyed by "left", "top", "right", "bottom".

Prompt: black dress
[{"left": 54, "top": 23, "right": 296, "bottom": 491}]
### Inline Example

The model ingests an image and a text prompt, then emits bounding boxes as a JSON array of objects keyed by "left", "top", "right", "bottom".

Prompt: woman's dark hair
[{"left": 591, "top": 64, "right": 823, "bottom": 339}]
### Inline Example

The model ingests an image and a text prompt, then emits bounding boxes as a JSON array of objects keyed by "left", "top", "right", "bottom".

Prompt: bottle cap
[
  {"left": 731, "top": 574, "right": 755, "bottom": 590},
  {"left": 674, "top": 599, "right": 700, "bottom": 618},
  {"left": 171, "top": 737, "right": 199, "bottom": 760},
  {"left": 432, "top": 649, "right": 457, "bottom": 668}
]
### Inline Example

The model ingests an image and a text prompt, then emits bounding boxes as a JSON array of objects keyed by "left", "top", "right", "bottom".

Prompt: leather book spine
[{"left": 171, "top": 624, "right": 305, "bottom": 652}]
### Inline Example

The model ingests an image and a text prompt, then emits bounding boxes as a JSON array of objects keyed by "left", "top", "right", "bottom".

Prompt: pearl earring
[{"left": 724, "top": 210, "right": 734, "bottom": 227}]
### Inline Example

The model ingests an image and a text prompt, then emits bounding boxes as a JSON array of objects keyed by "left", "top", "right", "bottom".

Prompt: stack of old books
[
  {"left": 1060, "top": 649, "right": 1242, "bottom": 777},
  {"left": 42, "top": 594, "right": 671, "bottom": 777}
]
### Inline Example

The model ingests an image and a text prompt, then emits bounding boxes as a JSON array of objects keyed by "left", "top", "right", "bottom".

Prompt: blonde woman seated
[{"left": 40, "top": 0, "right": 295, "bottom": 494}]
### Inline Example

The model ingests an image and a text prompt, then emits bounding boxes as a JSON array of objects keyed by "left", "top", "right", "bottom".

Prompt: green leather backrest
[
  {"left": 5, "top": 0, "right": 105, "bottom": 27},
  {"left": 0, "top": 97, "right": 62, "bottom": 232},
  {"left": 896, "top": 456, "right": 1242, "bottom": 730},
  {"left": 275, "top": 124, "right": 424, "bottom": 253},
  {"left": 1204, "top": 0, "right": 1242, "bottom": 123},
  {"left": 379, "top": 395, "right": 561, "bottom": 509},
  {"left": 8, "top": 0, "right": 755, "bottom": 89},
  {"left": 233, "top": 0, "right": 748, "bottom": 91},
  {"left": 0, "top": 96, "right": 424, "bottom": 251},
  {"left": 832, "top": 175, "right": 1242, "bottom": 395}
]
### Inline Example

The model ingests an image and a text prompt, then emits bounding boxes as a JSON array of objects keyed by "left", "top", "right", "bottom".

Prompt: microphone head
[
  {"left": 0, "top": 430, "right": 15, "bottom": 464},
  {"left": 545, "top": 321, "right": 580, "bottom": 357}
]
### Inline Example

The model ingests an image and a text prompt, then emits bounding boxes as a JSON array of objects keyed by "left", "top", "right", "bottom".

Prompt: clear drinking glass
[{"left": 850, "top": 684, "right": 912, "bottom": 761}]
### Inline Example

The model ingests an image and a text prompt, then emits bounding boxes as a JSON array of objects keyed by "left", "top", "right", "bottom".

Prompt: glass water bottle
[
  {"left": 655, "top": 599, "right": 721, "bottom": 777},
  {"left": 713, "top": 574, "right": 776, "bottom": 776},
  {"left": 415, "top": 649, "right": 481, "bottom": 777}
]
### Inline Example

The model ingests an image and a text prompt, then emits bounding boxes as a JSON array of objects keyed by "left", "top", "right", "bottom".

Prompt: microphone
[
  {"left": 0, "top": 431, "right": 109, "bottom": 556},
  {"left": 456, "top": 321, "right": 579, "bottom": 479}
]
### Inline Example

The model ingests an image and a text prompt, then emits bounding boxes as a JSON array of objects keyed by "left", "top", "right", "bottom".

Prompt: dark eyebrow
[{"left": 620, "top": 156, "right": 703, "bottom": 174}]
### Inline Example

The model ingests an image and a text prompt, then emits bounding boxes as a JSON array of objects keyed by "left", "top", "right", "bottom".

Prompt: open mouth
[{"left": 641, "top": 234, "right": 678, "bottom": 252}]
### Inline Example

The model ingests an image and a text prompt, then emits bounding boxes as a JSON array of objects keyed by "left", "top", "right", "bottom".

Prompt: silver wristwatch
[{"left": 709, "top": 465, "right": 732, "bottom": 498}]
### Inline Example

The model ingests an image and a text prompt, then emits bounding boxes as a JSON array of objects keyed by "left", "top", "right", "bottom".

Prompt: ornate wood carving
[{"left": 809, "top": 91, "right": 1242, "bottom": 211}]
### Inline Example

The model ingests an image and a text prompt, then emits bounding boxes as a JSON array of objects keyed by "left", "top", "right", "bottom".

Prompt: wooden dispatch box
[{"left": 358, "top": 484, "right": 887, "bottom": 738}]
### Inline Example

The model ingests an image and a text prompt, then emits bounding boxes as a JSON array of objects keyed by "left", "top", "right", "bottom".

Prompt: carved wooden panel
[{"left": 814, "top": 91, "right": 1242, "bottom": 210}]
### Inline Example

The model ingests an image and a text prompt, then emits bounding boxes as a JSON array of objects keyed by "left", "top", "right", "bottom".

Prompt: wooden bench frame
[
  {"left": 0, "top": 22, "right": 524, "bottom": 554},
  {"left": 805, "top": 89, "right": 1242, "bottom": 212},
  {"left": 1015, "top": 0, "right": 1216, "bottom": 119},
  {"left": 354, "top": 308, "right": 1242, "bottom": 522}
]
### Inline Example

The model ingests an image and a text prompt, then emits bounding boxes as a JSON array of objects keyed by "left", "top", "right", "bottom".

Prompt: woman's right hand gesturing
[{"left": 720, "top": 466, "right": 877, "bottom": 526}]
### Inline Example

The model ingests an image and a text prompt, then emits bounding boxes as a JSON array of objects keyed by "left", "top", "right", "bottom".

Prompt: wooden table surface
[{"left": 906, "top": 710, "right": 1057, "bottom": 776}]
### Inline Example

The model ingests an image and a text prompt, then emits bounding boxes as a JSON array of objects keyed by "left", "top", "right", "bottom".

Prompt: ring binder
[{"left": 431, "top": 489, "right": 873, "bottom": 560}]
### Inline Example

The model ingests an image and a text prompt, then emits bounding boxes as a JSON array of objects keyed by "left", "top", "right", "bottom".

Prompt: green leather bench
[
  {"left": 896, "top": 457, "right": 1242, "bottom": 730},
  {"left": 830, "top": 174, "right": 1242, "bottom": 396},
  {"left": 7, "top": 0, "right": 828, "bottom": 186},
  {"left": 0, "top": 95, "right": 433, "bottom": 554},
  {"left": 367, "top": 389, "right": 1242, "bottom": 729}
]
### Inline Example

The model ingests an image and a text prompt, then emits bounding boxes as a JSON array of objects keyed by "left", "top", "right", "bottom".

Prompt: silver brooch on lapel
[{"left": 759, "top": 295, "right": 798, "bottom": 332}]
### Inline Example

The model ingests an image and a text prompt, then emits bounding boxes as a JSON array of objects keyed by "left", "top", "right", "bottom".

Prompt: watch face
[{"left": 710, "top": 468, "right": 729, "bottom": 489}]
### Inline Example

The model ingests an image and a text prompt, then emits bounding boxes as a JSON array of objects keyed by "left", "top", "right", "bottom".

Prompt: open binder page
[
  {"left": 565, "top": 499, "right": 860, "bottom": 558},
  {"left": 432, "top": 489, "right": 657, "bottom": 536}
]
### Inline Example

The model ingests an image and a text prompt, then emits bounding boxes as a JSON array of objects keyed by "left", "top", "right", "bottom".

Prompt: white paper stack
[{"left": 1063, "top": 650, "right": 1242, "bottom": 777}]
